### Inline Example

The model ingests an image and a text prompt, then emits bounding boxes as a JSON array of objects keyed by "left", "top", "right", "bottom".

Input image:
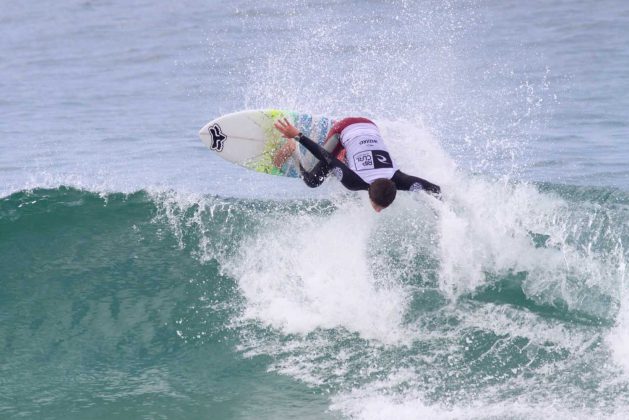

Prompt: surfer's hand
[
  {"left": 274, "top": 118, "right": 300, "bottom": 139},
  {"left": 272, "top": 138, "right": 296, "bottom": 168}
]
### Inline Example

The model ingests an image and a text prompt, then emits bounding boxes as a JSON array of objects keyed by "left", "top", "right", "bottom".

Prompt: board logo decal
[{"left": 208, "top": 124, "right": 226, "bottom": 152}]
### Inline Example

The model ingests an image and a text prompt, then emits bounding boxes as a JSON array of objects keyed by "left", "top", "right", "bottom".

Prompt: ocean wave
[
  {"left": 2, "top": 184, "right": 626, "bottom": 322},
  {"left": 2, "top": 183, "right": 628, "bottom": 418}
]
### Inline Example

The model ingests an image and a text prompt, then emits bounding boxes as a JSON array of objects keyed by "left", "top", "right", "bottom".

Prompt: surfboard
[{"left": 199, "top": 109, "right": 336, "bottom": 177}]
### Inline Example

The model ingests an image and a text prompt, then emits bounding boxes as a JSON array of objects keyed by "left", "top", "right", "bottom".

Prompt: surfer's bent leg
[
  {"left": 323, "top": 133, "right": 341, "bottom": 154},
  {"left": 298, "top": 133, "right": 342, "bottom": 188},
  {"left": 391, "top": 170, "right": 441, "bottom": 196},
  {"left": 299, "top": 161, "right": 329, "bottom": 188},
  {"left": 295, "top": 134, "right": 369, "bottom": 191},
  {"left": 294, "top": 133, "right": 336, "bottom": 164}
]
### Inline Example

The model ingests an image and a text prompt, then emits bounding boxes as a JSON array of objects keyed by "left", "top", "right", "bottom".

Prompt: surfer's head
[{"left": 368, "top": 178, "right": 397, "bottom": 212}]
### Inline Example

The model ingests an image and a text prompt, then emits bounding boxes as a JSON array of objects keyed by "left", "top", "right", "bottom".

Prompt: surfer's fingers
[
  {"left": 274, "top": 121, "right": 291, "bottom": 138},
  {"left": 283, "top": 117, "right": 293, "bottom": 128}
]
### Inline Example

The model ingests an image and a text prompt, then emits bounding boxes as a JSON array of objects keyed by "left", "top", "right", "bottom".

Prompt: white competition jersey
[{"left": 340, "top": 122, "right": 397, "bottom": 184}]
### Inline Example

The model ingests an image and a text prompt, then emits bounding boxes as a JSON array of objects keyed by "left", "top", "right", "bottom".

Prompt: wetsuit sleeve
[
  {"left": 295, "top": 134, "right": 369, "bottom": 191},
  {"left": 391, "top": 170, "right": 441, "bottom": 196},
  {"left": 294, "top": 133, "right": 332, "bottom": 163}
]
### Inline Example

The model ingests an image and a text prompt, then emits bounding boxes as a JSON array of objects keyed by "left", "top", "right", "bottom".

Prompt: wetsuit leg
[
  {"left": 323, "top": 133, "right": 341, "bottom": 153},
  {"left": 299, "top": 161, "right": 329, "bottom": 188},
  {"left": 298, "top": 118, "right": 366, "bottom": 188},
  {"left": 296, "top": 134, "right": 369, "bottom": 191},
  {"left": 297, "top": 130, "right": 341, "bottom": 188},
  {"left": 391, "top": 170, "right": 441, "bottom": 196}
]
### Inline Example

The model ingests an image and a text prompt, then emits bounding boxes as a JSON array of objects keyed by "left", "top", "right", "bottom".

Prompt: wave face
[{"left": 2, "top": 184, "right": 627, "bottom": 418}]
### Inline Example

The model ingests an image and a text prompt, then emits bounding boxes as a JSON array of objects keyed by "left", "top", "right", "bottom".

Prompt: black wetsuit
[{"left": 294, "top": 133, "right": 441, "bottom": 196}]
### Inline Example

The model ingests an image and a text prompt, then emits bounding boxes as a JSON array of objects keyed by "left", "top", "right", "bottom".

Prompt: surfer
[{"left": 273, "top": 117, "right": 440, "bottom": 212}]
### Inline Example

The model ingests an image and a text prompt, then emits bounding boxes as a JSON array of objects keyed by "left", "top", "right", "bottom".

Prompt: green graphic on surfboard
[{"left": 199, "top": 109, "right": 336, "bottom": 177}]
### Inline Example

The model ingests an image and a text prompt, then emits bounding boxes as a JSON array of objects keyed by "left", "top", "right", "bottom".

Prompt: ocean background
[{"left": 1, "top": 0, "right": 628, "bottom": 418}]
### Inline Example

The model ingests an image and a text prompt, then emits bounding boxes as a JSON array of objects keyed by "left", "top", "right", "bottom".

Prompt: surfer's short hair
[{"left": 368, "top": 178, "right": 397, "bottom": 208}]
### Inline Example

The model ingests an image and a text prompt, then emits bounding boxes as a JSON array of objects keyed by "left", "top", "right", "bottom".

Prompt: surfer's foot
[{"left": 273, "top": 139, "right": 296, "bottom": 168}]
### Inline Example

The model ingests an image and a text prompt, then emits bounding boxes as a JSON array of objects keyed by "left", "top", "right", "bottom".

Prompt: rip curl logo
[
  {"left": 208, "top": 124, "right": 226, "bottom": 152},
  {"left": 375, "top": 154, "right": 389, "bottom": 164},
  {"left": 354, "top": 150, "right": 393, "bottom": 170},
  {"left": 372, "top": 151, "right": 393, "bottom": 169}
]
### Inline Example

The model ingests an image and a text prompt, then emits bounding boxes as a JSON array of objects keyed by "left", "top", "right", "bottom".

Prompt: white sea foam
[
  {"left": 226, "top": 196, "right": 411, "bottom": 344},
  {"left": 221, "top": 125, "right": 626, "bottom": 419},
  {"left": 608, "top": 251, "right": 629, "bottom": 373},
  {"left": 331, "top": 389, "right": 623, "bottom": 420},
  {"left": 140, "top": 116, "right": 628, "bottom": 420}
]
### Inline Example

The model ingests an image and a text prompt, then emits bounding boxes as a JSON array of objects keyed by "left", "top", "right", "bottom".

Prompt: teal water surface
[
  {"left": 2, "top": 185, "right": 628, "bottom": 418},
  {"left": 0, "top": 188, "right": 334, "bottom": 419}
]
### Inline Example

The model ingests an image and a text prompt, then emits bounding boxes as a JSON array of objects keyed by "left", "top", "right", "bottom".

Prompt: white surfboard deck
[{"left": 199, "top": 109, "right": 335, "bottom": 177}]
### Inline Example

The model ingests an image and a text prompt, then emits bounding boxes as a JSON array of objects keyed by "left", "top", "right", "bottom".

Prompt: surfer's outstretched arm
[
  {"left": 274, "top": 118, "right": 369, "bottom": 191},
  {"left": 391, "top": 170, "right": 441, "bottom": 197},
  {"left": 295, "top": 133, "right": 369, "bottom": 191}
]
